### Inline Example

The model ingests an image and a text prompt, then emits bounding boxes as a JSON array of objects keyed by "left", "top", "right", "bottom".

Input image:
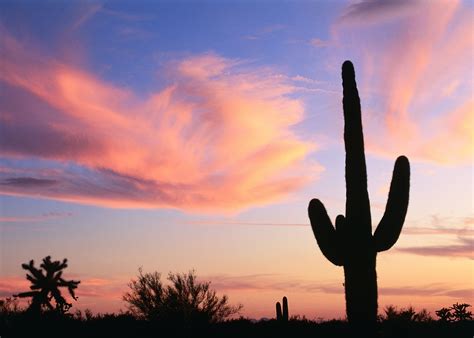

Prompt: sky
[{"left": 0, "top": 0, "right": 472, "bottom": 320}]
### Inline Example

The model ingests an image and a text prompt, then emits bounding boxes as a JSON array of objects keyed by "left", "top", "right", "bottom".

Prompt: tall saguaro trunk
[
  {"left": 308, "top": 61, "right": 410, "bottom": 331},
  {"left": 344, "top": 250, "right": 377, "bottom": 324}
]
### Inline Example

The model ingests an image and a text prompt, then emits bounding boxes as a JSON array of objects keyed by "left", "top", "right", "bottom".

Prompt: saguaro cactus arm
[
  {"left": 308, "top": 199, "right": 343, "bottom": 266},
  {"left": 374, "top": 156, "right": 410, "bottom": 252}
]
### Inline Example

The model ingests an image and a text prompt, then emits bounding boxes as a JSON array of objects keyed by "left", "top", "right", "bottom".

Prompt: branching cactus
[
  {"left": 14, "top": 256, "right": 80, "bottom": 315},
  {"left": 275, "top": 296, "right": 289, "bottom": 322},
  {"left": 308, "top": 61, "right": 410, "bottom": 326}
]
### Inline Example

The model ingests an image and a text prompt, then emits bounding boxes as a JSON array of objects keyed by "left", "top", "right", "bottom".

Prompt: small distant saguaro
[
  {"left": 308, "top": 61, "right": 410, "bottom": 330},
  {"left": 276, "top": 296, "right": 289, "bottom": 322}
]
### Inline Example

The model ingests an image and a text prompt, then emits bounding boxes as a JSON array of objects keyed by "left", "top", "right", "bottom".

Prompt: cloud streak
[
  {"left": 0, "top": 177, "right": 57, "bottom": 187},
  {"left": 337, "top": 0, "right": 421, "bottom": 26},
  {"left": 396, "top": 237, "right": 474, "bottom": 260},
  {"left": 182, "top": 216, "right": 474, "bottom": 235},
  {"left": 334, "top": 0, "right": 473, "bottom": 165},
  {"left": 182, "top": 216, "right": 474, "bottom": 260},
  {"left": 2, "top": 273, "right": 470, "bottom": 315},
  {"left": 0, "top": 212, "right": 72, "bottom": 223},
  {"left": 0, "top": 31, "right": 317, "bottom": 211},
  {"left": 207, "top": 273, "right": 472, "bottom": 299}
]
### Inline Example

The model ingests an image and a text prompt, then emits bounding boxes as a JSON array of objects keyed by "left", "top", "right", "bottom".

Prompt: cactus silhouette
[
  {"left": 275, "top": 296, "right": 289, "bottom": 322},
  {"left": 14, "top": 256, "right": 80, "bottom": 315},
  {"left": 308, "top": 61, "right": 410, "bottom": 327},
  {"left": 276, "top": 302, "right": 282, "bottom": 321}
]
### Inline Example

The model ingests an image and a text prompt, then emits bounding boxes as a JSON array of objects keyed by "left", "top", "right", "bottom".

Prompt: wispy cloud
[
  {"left": 100, "top": 7, "right": 156, "bottom": 22},
  {"left": 72, "top": 3, "right": 103, "bottom": 30},
  {"left": 243, "top": 24, "right": 286, "bottom": 40},
  {"left": 117, "top": 27, "right": 154, "bottom": 40},
  {"left": 0, "top": 277, "right": 30, "bottom": 298},
  {"left": 0, "top": 212, "right": 72, "bottom": 223},
  {"left": 182, "top": 220, "right": 308, "bottom": 227},
  {"left": 207, "top": 273, "right": 472, "bottom": 299},
  {"left": 77, "top": 277, "right": 126, "bottom": 300},
  {"left": 0, "top": 177, "right": 57, "bottom": 187},
  {"left": 309, "top": 38, "right": 330, "bottom": 48},
  {"left": 337, "top": 0, "right": 422, "bottom": 26},
  {"left": 71, "top": 3, "right": 155, "bottom": 30},
  {"left": 183, "top": 213, "right": 473, "bottom": 233},
  {"left": 0, "top": 31, "right": 317, "bottom": 211},
  {"left": 380, "top": 285, "right": 472, "bottom": 299},
  {"left": 333, "top": 0, "right": 472, "bottom": 165},
  {"left": 183, "top": 215, "right": 474, "bottom": 259},
  {"left": 395, "top": 213, "right": 474, "bottom": 260},
  {"left": 403, "top": 227, "right": 474, "bottom": 236},
  {"left": 396, "top": 236, "right": 474, "bottom": 260},
  {"left": 402, "top": 214, "right": 474, "bottom": 236},
  {"left": 428, "top": 214, "right": 474, "bottom": 227}
]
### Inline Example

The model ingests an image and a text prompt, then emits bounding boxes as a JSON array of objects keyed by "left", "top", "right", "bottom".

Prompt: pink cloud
[
  {"left": 204, "top": 273, "right": 473, "bottom": 301},
  {"left": 0, "top": 31, "right": 317, "bottom": 211},
  {"left": 334, "top": 0, "right": 472, "bottom": 165},
  {"left": 416, "top": 100, "right": 473, "bottom": 164},
  {"left": 77, "top": 277, "right": 126, "bottom": 301},
  {"left": 309, "top": 38, "right": 330, "bottom": 48},
  {"left": 337, "top": 0, "right": 421, "bottom": 26},
  {"left": 396, "top": 236, "right": 474, "bottom": 260},
  {"left": 403, "top": 227, "right": 474, "bottom": 237},
  {"left": 0, "top": 276, "right": 30, "bottom": 298},
  {"left": 181, "top": 219, "right": 474, "bottom": 237}
]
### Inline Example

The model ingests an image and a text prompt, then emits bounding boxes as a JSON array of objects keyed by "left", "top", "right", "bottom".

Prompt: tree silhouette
[
  {"left": 308, "top": 61, "right": 410, "bottom": 331},
  {"left": 14, "top": 256, "right": 80, "bottom": 315}
]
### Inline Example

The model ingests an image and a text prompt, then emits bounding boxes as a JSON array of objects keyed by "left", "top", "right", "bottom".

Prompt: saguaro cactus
[
  {"left": 275, "top": 296, "right": 289, "bottom": 322},
  {"left": 308, "top": 61, "right": 410, "bottom": 326},
  {"left": 276, "top": 302, "right": 282, "bottom": 321}
]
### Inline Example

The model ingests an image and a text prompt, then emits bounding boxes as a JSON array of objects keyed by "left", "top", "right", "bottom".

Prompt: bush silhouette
[
  {"left": 436, "top": 303, "right": 472, "bottom": 322},
  {"left": 14, "top": 256, "right": 80, "bottom": 315},
  {"left": 382, "top": 305, "right": 432, "bottom": 323},
  {"left": 451, "top": 303, "right": 472, "bottom": 322},
  {"left": 308, "top": 61, "right": 410, "bottom": 330},
  {"left": 0, "top": 297, "right": 22, "bottom": 316},
  {"left": 123, "top": 269, "right": 242, "bottom": 327},
  {"left": 435, "top": 307, "right": 452, "bottom": 322},
  {"left": 0, "top": 297, "right": 472, "bottom": 337}
]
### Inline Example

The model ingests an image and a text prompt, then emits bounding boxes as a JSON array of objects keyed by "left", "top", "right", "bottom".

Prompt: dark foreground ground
[{"left": 1, "top": 314, "right": 472, "bottom": 338}]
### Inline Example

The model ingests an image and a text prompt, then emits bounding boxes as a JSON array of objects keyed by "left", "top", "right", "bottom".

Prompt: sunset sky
[{"left": 0, "top": 0, "right": 472, "bottom": 319}]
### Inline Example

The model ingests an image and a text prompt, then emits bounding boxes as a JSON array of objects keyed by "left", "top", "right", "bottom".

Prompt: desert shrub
[
  {"left": 123, "top": 269, "right": 242, "bottom": 326},
  {"left": 436, "top": 303, "right": 472, "bottom": 322}
]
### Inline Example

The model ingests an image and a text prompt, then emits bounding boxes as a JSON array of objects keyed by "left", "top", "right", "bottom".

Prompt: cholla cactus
[
  {"left": 14, "top": 256, "right": 80, "bottom": 314},
  {"left": 308, "top": 61, "right": 410, "bottom": 326}
]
